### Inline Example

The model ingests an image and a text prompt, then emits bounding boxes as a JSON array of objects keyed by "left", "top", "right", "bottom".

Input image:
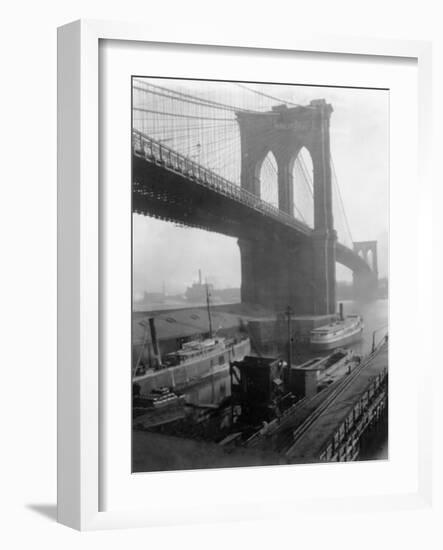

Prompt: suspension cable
[
  {"left": 234, "top": 82, "right": 308, "bottom": 108},
  {"left": 134, "top": 79, "right": 256, "bottom": 114},
  {"left": 133, "top": 85, "right": 244, "bottom": 114},
  {"left": 331, "top": 155, "right": 353, "bottom": 244},
  {"left": 133, "top": 107, "right": 236, "bottom": 122}
]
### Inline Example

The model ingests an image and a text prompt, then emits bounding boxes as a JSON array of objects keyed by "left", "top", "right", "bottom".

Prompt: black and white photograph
[
  {"left": 131, "top": 77, "right": 389, "bottom": 472},
  {"left": 3, "top": 0, "right": 439, "bottom": 542}
]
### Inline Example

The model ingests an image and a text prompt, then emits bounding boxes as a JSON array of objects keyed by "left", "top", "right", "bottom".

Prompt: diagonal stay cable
[{"left": 331, "top": 155, "right": 353, "bottom": 245}]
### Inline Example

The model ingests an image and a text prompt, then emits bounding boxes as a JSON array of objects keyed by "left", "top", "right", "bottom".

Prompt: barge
[{"left": 133, "top": 336, "right": 251, "bottom": 395}]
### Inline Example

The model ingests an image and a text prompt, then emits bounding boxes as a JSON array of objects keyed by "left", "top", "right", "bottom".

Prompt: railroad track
[
  {"left": 283, "top": 340, "right": 387, "bottom": 456},
  {"left": 246, "top": 358, "right": 363, "bottom": 452}
]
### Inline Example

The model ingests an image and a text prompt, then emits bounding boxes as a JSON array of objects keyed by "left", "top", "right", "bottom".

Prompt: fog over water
[
  {"left": 183, "top": 298, "right": 389, "bottom": 405},
  {"left": 133, "top": 82, "right": 388, "bottom": 297}
]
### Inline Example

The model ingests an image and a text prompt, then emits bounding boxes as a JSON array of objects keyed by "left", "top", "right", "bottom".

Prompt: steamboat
[
  {"left": 310, "top": 313, "right": 363, "bottom": 351},
  {"left": 133, "top": 335, "right": 250, "bottom": 395},
  {"left": 133, "top": 279, "right": 250, "bottom": 395}
]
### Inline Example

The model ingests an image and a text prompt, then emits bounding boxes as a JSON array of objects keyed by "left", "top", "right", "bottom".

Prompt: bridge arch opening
[
  {"left": 366, "top": 249, "right": 374, "bottom": 270},
  {"left": 336, "top": 264, "right": 354, "bottom": 300},
  {"left": 258, "top": 151, "right": 279, "bottom": 208},
  {"left": 291, "top": 147, "right": 314, "bottom": 226}
]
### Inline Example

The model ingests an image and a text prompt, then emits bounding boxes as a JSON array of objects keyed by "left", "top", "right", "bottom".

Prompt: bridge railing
[{"left": 132, "top": 129, "right": 312, "bottom": 236}]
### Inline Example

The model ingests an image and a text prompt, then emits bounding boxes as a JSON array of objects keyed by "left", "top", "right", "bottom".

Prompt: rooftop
[{"left": 132, "top": 307, "right": 245, "bottom": 345}]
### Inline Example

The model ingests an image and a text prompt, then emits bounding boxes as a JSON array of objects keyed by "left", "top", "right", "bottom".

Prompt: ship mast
[
  {"left": 285, "top": 305, "right": 293, "bottom": 369},
  {"left": 205, "top": 280, "right": 213, "bottom": 339}
]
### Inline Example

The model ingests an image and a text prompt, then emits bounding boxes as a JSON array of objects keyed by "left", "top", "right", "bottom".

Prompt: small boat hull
[
  {"left": 133, "top": 405, "right": 186, "bottom": 428},
  {"left": 134, "top": 337, "right": 251, "bottom": 395},
  {"left": 310, "top": 326, "right": 363, "bottom": 351}
]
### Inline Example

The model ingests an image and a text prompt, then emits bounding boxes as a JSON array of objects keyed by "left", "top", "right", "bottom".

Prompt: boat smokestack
[
  {"left": 148, "top": 317, "right": 160, "bottom": 362},
  {"left": 339, "top": 302, "right": 344, "bottom": 321},
  {"left": 206, "top": 282, "right": 213, "bottom": 339}
]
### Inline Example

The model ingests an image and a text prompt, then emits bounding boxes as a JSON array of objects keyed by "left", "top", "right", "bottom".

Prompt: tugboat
[{"left": 310, "top": 304, "right": 363, "bottom": 351}]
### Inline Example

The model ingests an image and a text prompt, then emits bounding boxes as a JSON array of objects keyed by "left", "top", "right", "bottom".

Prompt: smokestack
[
  {"left": 198, "top": 269, "right": 202, "bottom": 285},
  {"left": 148, "top": 317, "right": 161, "bottom": 362},
  {"left": 339, "top": 302, "right": 344, "bottom": 321}
]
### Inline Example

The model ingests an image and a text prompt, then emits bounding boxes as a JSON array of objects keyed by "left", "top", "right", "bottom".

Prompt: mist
[{"left": 133, "top": 81, "right": 389, "bottom": 295}]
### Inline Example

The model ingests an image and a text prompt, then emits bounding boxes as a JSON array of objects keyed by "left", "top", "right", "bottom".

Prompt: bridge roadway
[{"left": 132, "top": 130, "right": 372, "bottom": 277}]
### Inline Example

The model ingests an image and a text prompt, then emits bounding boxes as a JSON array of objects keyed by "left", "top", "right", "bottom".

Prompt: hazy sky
[{"left": 133, "top": 80, "right": 388, "bottom": 298}]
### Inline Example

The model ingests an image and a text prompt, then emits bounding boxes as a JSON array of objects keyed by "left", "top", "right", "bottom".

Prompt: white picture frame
[{"left": 57, "top": 19, "right": 433, "bottom": 531}]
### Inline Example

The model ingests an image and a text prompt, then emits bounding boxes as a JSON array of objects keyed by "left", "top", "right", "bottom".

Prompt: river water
[
  {"left": 183, "top": 299, "right": 389, "bottom": 458},
  {"left": 185, "top": 299, "right": 388, "bottom": 405},
  {"left": 341, "top": 298, "right": 389, "bottom": 355}
]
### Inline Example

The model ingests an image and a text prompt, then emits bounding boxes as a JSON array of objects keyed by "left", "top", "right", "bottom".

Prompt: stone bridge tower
[{"left": 236, "top": 100, "right": 336, "bottom": 315}]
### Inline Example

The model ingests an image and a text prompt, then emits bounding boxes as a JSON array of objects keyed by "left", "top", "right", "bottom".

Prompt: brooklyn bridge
[{"left": 132, "top": 78, "right": 379, "bottom": 315}]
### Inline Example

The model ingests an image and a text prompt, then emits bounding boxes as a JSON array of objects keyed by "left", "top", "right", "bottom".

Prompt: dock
[
  {"left": 243, "top": 340, "right": 388, "bottom": 462},
  {"left": 286, "top": 340, "right": 388, "bottom": 462}
]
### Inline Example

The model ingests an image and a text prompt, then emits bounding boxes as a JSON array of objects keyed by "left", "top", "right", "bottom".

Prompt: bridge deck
[
  {"left": 133, "top": 130, "right": 312, "bottom": 236},
  {"left": 132, "top": 130, "right": 374, "bottom": 277},
  {"left": 286, "top": 341, "right": 388, "bottom": 460}
]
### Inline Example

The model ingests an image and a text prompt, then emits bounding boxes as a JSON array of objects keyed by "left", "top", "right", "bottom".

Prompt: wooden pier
[{"left": 244, "top": 340, "right": 388, "bottom": 463}]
